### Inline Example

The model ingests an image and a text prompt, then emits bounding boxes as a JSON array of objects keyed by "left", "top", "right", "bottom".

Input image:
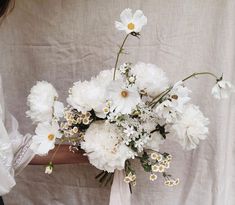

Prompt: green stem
[
  {"left": 113, "top": 34, "right": 130, "bottom": 80},
  {"left": 182, "top": 72, "right": 218, "bottom": 82},
  {"left": 150, "top": 71, "right": 219, "bottom": 108}
]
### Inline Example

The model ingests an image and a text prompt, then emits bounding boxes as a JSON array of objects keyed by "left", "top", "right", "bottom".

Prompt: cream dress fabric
[
  {"left": 0, "top": 77, "right": 34, "bottom": 196},
  {"left": 1, "top": 0, "right": 235, "bottom": 205}
]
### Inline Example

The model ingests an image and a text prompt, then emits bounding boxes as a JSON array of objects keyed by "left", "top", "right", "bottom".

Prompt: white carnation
[
  {"left": 26, "top": 81, "right": 58, "bottom": 123},
  {"left": 172, "top": 104, "right": 209, "bottom": 150},
  {"left": 132, "top": 62, "right": 169, "bottom": 96},
  {"left": 81, "top": 121, "right": 135, "bottom": 172}
]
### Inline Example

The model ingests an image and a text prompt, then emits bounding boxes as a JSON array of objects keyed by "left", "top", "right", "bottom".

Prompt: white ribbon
[{"left": 109, "top": 170, "right": 131, "bottom": 205}]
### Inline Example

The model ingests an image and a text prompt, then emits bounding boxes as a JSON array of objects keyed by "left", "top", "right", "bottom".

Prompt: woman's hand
[{"left": 30, "top": 145, "right": 89, "bottom": 165}]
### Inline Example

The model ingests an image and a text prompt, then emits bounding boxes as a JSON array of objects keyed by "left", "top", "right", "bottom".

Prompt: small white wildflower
[{"left": 149, "top": 173, "right": 157, "bottom": 181}]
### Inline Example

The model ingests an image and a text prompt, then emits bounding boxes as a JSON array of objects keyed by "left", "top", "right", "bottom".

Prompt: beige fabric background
[{"left": 0, "top": 0, "right": 235, "bottom": 204}]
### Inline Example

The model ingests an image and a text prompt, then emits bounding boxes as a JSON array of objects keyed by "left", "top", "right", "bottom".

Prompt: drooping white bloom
[
  {"left": 132, "top": 62, "right": 169, "bottom": 96},
  {"left": 171, "top": 104, "right": 209, "bottom": 150},
  {"left": 26, "top": 81, "right": 58, "bottom": 123},
  {"left": 115, "top": 8, "right": 147, "bottom": 34},
  {"left": 81, "top": 121, "right": 135, "bottom": 172},
  {"left": 30, "top": 121, "right": 62, "bottom": 155},
  {"left": 107, "top": 80, "right": 141, "bottom": 114},
  {"left": 211, "top": 80, "right": 235, "bottom": 99},
  {"left": 45, "top": 165, "right": 53, "bottom": 174}
]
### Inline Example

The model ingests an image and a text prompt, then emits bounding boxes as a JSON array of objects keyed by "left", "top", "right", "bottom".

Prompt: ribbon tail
[{"left": 109, "top": 169, "right": 131, "bottom": 205}]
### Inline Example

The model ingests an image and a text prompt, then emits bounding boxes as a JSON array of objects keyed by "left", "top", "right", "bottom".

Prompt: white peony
[
  {"left": 81, "top": 121, "right": 135, "bottom": 172},
  {"left": 26, "top": 81, "right": 58, "bottom": 123},
  {"left": 132, "top": 62, "right": 169, "bottom": 97},
  {"left": 171, "top": 104, "right": 209, "bottom": 150},
  {"left": 67, "top": 80, "right": 107, "bottom": 118},
  {"left": 115, "top": 8, "right": 147, "bottom": 34},
  {"left": 67, "top": 69, "right": 120, "bottom": 118},
  {"left": 107, "top": 80, "right": 141, "bottom": 114},
  {"left": 30, "top": 121, "right": 62, "bottom": 155},
  {"left": 211, "top": 80, "right": 235, "bottom": 99}
]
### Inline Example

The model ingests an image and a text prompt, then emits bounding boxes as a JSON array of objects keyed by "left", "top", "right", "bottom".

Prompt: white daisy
[
  {"left": 30, "top": 121, "right": 62, "bottom": 155},
  {"left": 107, "top": 80, "right": 141, "bottom": 114},
  {"left": 115, "top": 8, "right": 147, "bottom": 34},
  {"left": 211, "top": 80, "right": 235, "bottom": 99}
]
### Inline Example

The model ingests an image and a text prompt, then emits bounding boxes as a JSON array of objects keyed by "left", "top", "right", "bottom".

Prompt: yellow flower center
[
  {"left": 48, "top": 134, "right": 55, "bottom": 141},
  {"left": 127, "top": 22, "right": 135, "bottom": 30},
  {"left": 121, "top": 90, "right": 129, "bottom": 98}
]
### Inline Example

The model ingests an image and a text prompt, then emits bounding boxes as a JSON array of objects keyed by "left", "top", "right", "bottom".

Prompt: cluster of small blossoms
[
  {"left": 147, "top": 152, "right": 171, "bottom": 182},
  {"left": 119, "top": 62, "right": 136, "bottom": 85},
  {"left": 109, "top": 113, "right": 152, "bottom": 152},
  {"left": 124, "top": 171, "right": 137, "bottom": 187},
  {"left": 60, "top": 107, "right": 92, "bottom": 139},
  {"left": 163, "top": 173, "right": 180, "bottom": 187}
]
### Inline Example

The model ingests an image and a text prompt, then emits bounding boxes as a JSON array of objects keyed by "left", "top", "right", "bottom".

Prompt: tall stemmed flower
[{"left": 113, "top": 8, "right": 147, "bottom": 80}]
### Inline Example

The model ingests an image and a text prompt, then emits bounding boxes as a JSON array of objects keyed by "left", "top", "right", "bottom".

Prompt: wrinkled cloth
[
  {"left": 0, "top": 77, "right": 34, "bottom": 195},
  {"left": 109, "top": 170, "right": 131, "bottom": 205},
  {"left": 0, "top": 0, "right": 235, "bottom": 205}
]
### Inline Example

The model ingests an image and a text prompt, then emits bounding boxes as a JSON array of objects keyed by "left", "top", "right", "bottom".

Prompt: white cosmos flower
[
  {"left": 155, "top": 81, "right": 191, "bottom": 123},
  {"left": 132, "top": 62, "right": 169, "bottom": 96},
  {"left": 115, "top": 8, "right": 147, "bottom": 34},
  {"left": 107, "top": 80, "right": 141, "bottom": 114},
  {"left": 30, "top": 121, "right": 62, "bottom": 155},
  {"left": 81, "top": 121, "right": 135, "bottom": 172},
  {"left": 211, "top": 80, "right": 235, "bottom": 99},
  {"left": 171, "top": 104, "right": 209, "bottom": 150},
  {"left": 26, "top": 81, "right": 58, "bottom": 123},
  {"left": 169, "top": 81, "right": 191, "bottom": 112}
]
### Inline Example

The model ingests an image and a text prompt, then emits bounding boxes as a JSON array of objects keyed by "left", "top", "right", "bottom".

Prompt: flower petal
[
  {"left": 115, "top": 21, "right": 126, "bottom": 31},
  {"left": 120, "top": 8, "right": 132, "bottom": 25}
]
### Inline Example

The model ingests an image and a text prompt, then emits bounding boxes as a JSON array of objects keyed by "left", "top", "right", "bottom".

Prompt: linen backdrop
[{"left": 0, "top": 0, "right": 235, "bottom": 205}]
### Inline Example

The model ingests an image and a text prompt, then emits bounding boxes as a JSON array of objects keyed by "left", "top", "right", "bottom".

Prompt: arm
[{"left": 30, "top": 145, "right": 89, "bottom": 165}]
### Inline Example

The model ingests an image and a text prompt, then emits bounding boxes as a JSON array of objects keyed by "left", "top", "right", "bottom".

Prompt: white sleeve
[{"left": 0, "top": 76, "right": 34, "bottom": 195}]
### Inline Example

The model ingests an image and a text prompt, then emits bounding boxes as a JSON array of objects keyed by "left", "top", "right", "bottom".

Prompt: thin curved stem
[
  {"left": 182, "top": 72, "right": 218, "bottom": 82},
  {"left": 149, "top": 71, "right": 220, "bottom": 108},
  {"left": 113, "top": 34, "right": 130, "bottom": 80}
]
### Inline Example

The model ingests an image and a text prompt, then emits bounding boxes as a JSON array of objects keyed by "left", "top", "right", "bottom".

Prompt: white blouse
[{"left": 0, "top": 77, "right": 34, "bottom": 195}]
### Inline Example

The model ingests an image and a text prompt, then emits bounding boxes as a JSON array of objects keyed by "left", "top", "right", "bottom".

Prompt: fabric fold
[{"left": 109, "top": 170, "right": 131, "bottom": 205}]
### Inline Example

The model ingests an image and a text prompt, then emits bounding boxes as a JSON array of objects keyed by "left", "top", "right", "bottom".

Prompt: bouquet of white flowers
[{"left": 27, "top": 8, "right": 234, "bottom": 192}]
